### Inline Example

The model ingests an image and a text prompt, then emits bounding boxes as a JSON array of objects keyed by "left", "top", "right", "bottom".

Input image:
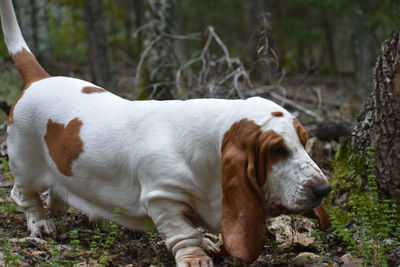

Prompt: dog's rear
[
  {"left": 1, "top": 0, "right": 58, "bottom": 237},
  {"left": 1, "top": 0, "right": 149, "bottom": 238}
]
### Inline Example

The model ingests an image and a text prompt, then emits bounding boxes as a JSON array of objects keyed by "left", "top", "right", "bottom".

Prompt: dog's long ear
[
  {"left": 220, "top": 120, "right": 266, "bottom": 264},
  {"left": 301, "top": 204, "right": 331, "bottom": 231},
  {"left": 313, "top": 205, "right": 331, "bottom": 231}
]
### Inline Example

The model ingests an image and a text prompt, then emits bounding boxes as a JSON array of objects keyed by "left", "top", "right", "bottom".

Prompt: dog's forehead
[{"left": 260, "top": 116, "right": 302, "bottom": 148}]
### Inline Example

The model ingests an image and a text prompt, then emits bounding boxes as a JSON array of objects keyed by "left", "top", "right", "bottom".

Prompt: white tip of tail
[{"left": 0, "top": 0, "right": 31, "bottom": 55}]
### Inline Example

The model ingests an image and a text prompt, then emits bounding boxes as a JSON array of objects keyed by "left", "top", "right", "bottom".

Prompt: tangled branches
[{"left": 133, "top": 21, "right": 323, "bottom": 121}]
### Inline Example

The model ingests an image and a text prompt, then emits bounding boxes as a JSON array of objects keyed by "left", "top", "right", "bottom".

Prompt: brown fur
[
  {"left": 293, "top": 119, "right": 309, "bottom": 147},
  {"left": 271, "top": 111, "right": 283, "bottom": 117},
  {"left": 220, "top": 119, "right": 289, "bottom": 263},
  {"left": 44, "top": 118, "right": 84, "bottom": 177},
  {"left": 301, "top": 205, "right": 331, "bottom": 231},
  {"left": 82, "top": 86, "right": 105, "bottom": 94},
  {"left": 8, "top": 48, "right": 50, "bottom": 125}
]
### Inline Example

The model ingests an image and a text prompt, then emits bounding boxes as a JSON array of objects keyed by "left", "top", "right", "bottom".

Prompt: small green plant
[
  {"left": 69, "top": 228, "right": 81, "bottom": 261},
  {"left": 45, "top": 240, "right": 63, "bottom": 267},
  {"left": 329, "top": 145, "right": 400, "bottom": 266},
  {"left": 1, "top": 157, "right": 10, "bottom": 173},
  {"left": 87, "top": 207, "right": 121, "bottom": 265},
  {"left": 1, "top": 237, "right": 24, "bottom": 266},
  {"left": 0, "top": 188, "right": 17, "bottom": 214},
  {"left": 90, "top": 207, "right": 121, "bottom": 249}
]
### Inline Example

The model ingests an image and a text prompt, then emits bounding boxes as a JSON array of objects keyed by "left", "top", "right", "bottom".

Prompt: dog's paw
[
  {"left": 177, "top": 255, "right": 213, "bottom": 267},
  {"left": 26, "top": 206, "right": 57, "bottom": 238},
  {"left": 200, "top": 238, "right": 219, "bottom": 255},
  {"left": 28, "top": 217, "right": 57, "bottom": 238},
  {"left": 176, "top": 246, "right": 213, "bottom": 267}
]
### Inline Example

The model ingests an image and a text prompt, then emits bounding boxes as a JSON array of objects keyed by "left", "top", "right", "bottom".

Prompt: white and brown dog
[{"left": 1, "top": 0, "right": 331, "bottom": 265}]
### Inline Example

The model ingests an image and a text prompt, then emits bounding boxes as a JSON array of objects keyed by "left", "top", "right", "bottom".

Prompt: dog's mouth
[
  {"left": 266, "top": 203, "right": 292, "bottom": 217},
  {"left": 266, "top": 199, "right": 322, "bottom": 217}
]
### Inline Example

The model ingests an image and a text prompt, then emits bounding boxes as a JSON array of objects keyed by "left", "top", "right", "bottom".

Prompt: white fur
[
  {"left": 0, "top": 0, "right": 30, "bottom": 55},
  {"left": 7, "top": 79, "right": 328, "bottom": 265}
]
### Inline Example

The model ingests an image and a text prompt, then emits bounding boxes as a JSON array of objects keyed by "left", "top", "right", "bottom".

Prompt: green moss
[
  {"left": 330, "top": 146, "right": 363, "bottom": 192},
  {"left": 328, "top": 206, "right": 351, "bottom": 226},
  {"left": 327, "top": 144, "right": 400, "bottom": 266}
]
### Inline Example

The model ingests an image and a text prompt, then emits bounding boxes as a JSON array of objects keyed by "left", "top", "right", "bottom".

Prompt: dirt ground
[{"left": 0, "top": 180, "right": 344, "bottom": 267}]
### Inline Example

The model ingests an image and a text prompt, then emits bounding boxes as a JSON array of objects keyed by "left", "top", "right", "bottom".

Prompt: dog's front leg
[{"left": 147, "top": 199, "right": 213, "bottom": 267}]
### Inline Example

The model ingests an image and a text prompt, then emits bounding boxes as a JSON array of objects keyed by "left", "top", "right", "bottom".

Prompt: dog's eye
[{"left": 271, "top": 144, "right": 289, "bottom": 158}]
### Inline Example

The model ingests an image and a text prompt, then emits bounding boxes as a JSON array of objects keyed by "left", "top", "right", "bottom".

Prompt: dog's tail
[{"left": 0, "top": 0, "right": 50, "bottom": 85}]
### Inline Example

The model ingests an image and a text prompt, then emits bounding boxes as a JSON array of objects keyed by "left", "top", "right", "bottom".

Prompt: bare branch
[
  {"left": 133, "top": 23, "right": 325, "bottom": 122},
  {"left": 132, "top": 22, "right": 154, "bottom": 38},
  {"left": 161, "top": 32, "right": 201, "bottom": 41},
  {"left": 270, "top": 91, "right": 324, "bottom": 121},
  {"left": 134, "top": 35, "right": 162, "bottom": 94}
]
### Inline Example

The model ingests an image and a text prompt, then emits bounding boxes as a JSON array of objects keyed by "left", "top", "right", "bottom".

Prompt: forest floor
[
  {"left": 0, "top": 181, "right": 353, "bottom": 267},
  {"left": 1, "top": 72, "right": 398, "bottom": 266}
]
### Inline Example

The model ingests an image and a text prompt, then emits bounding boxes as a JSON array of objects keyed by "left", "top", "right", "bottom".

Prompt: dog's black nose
[{"left": 311, "top": 183, "right": 332, "bottom": 199}]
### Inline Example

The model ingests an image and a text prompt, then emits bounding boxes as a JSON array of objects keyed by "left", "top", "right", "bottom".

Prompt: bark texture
[
  {"left": 144, "top": 0, "right": 176, "bottom": 99},
  {"left": 351, "top": 32, "right": 400, "bottom": 203},
  {"left": 351, "top": 9, "right": 375, "bottom": 97}
]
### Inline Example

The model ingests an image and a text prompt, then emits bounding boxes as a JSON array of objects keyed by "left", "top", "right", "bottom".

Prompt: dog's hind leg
[
  {"left": 10, "top": 171, "right": 57, "bottom": 238},
  {"left": 8, "top": 134, "right": 57, "bottom": 238},
  {"left": 45, "top": 188, "right": 68, "bottom": 217}
]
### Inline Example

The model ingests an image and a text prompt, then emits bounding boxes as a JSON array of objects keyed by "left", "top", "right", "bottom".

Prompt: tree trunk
[
  {"left": 321, "top": 7, "right": 336, "bottom": 73},
  {"left": 351, "top": 9, "right": 375, "bottom": 97},
  {"left": 244, "top": 0, "right": 266, "bottom": 61},
  {"left": 143, "top": 0, "right": 176, "bottom": 100},
  {"left": 133, "top": 0, "right": 143, "bottom": 54},
  {"left": 14, "top": 0, "right": 51, "bottom": 68},
  {"left": 83, "top": 0, "right": 112, "bottom": 88},
  {"left": 243, "top": 0, "right": 268, "bottom": 81},
  {"left": 351, "top": 32, "right": 400, "bottom": 204}
]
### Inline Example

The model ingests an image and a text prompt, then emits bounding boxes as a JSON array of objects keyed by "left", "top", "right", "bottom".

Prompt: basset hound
[{"left": 1, "top": 0, "right": 331, "bottom": 266}]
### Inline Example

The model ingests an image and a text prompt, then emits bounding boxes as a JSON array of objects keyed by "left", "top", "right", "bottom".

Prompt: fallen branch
[
  {"left": 247, "top": 86, "right": 323, "bottom": 122},
  {"left": 270, "top": 91, "right": 323, "bottom": 122}
]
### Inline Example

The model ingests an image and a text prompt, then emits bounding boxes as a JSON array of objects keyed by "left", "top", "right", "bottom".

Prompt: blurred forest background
[
  {"left": 1, "top": 0, "right": 400, "bottom": 266},
  {"left": 0, "top": 0, "right": 399, "bottom": 108}
]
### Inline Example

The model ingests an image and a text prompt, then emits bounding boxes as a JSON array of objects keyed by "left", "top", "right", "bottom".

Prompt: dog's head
[{"left": 220, "top": 116, "right": 330, "bottom": 263}]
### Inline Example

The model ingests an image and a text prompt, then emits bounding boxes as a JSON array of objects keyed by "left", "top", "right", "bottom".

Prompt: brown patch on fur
[
  {"left": 220, "top": 119, "right": 289, "bottom": 264},
  {"left": 271, "top": 111, "right": 283, "bottom": 117},
  {"left": 82, "top": 86, "right": 105, "bottom": 94},
  {"left": 44, "top": 118, "right": 84, "bottom": 177},
  {"left": 259, "top": 130, "right": 289, "bottom": 174},
  {"left": 8, "top": 48, "right": 50, "bottom": 125},
  {"left": 12, "top": 48, "right": 50, "bottom": 84},
  {"left": 293, "top": 119, "right": 309, "bottom": 147}
]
